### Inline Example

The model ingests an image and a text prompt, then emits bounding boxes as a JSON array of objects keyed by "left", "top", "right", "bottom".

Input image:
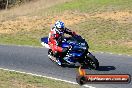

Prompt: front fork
[{"left": 79, "top": 51, "right": 94, "bottom": 65}]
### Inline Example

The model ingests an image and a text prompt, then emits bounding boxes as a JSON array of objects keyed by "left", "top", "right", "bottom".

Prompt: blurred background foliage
[{"left": 0, "top": 0, "right": 35, "bottom": 9}]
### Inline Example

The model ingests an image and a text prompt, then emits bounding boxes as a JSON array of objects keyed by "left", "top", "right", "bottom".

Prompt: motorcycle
[{"left": 41, "top": 35, "right": 99, "bottom": 70}]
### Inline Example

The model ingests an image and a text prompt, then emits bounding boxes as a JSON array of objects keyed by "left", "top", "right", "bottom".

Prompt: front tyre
[{"left": 83, "top": 53, "right": 99, "bottom": 70}]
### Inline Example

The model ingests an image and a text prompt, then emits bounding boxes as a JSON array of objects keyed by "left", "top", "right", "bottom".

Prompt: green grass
[
  {"left": 34, "top": 0, "right": 132, "bottom": 16},
  {"left": 0, "top": 69, "right": 79, "bottom": 88},
  {"left": 0, "top": 28, "right": 48, "bottom": 46}
]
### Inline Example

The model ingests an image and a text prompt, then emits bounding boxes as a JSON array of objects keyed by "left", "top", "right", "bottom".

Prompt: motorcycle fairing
[{"left": 41, "top": 37, "right": 50, "bottom": 49}]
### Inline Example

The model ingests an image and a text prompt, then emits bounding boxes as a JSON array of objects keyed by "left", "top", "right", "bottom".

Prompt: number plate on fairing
[{"left": 81, "top": 43, "right": 85, "bottom": 46}]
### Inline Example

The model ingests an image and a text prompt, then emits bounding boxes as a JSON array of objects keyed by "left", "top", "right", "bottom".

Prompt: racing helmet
[{"left": 55, "top": 20, "right": 65, "bottom": 34}]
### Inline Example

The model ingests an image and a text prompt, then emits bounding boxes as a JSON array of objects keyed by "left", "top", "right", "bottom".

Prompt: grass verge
[{"left": 0, "top": 69, "right": 79, "bottom": 88}]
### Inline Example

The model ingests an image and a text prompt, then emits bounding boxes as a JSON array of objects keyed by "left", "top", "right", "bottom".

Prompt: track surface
[{"left": 0, "top": 45, "right": 132, "bottom": 88}]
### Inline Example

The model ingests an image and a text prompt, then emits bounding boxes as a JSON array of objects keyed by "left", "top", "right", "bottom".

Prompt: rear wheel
[
  {"left": 83, "top": 53, "right": 99, "bottom": 70},
  {"left": 48, "top": 49, "right": 56, "bottom": 62},
  {"left": 48, "top": 49, "right": 53, "bottom": 56},
  {"left": 48, "top": 49, "right": 65, "bottom": 67}
]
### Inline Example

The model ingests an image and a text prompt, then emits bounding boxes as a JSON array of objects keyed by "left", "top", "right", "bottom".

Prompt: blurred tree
[
  {"left": 0, "top": 0, "right": 33, "bottom": 10},
  {"left": 5, "top": 0, "right": 8, "bottom": 10}
]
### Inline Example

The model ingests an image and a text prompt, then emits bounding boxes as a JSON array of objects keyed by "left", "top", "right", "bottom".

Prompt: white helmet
[{"left": 55, "top": 20, "right": 65, "bottom": 33}]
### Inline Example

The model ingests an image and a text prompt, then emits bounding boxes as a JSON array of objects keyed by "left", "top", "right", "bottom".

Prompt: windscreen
[{"left": 67, "top": 36, "right": 85, "bottom": 44}]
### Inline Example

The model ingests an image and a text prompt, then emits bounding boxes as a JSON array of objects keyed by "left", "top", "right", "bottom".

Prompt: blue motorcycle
[{"left": 41, "top": 35, "right": 99, "bottom": 70}]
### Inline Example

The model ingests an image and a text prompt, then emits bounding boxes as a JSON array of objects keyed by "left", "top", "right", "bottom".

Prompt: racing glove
[{"left": 72, "top": 32, "right": 77, "bottom": 36}]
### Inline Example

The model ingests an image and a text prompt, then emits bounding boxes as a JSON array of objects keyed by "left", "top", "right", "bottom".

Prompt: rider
[{"left": 48, "top": 20, "right": 77, "bottom": 66}]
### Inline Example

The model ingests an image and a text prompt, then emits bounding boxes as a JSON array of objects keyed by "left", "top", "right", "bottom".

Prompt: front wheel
[{"left": 83, "top": 53, "right": 99, "bottom": 70}]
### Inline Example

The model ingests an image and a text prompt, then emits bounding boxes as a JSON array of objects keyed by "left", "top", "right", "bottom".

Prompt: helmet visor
[{"left": 57, "top": 28, "right": 64, "bottom": 34}]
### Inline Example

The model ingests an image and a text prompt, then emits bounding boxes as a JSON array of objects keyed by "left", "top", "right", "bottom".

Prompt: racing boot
[{"left": 56, "top": 58, "right": 62, "bottom": 66}]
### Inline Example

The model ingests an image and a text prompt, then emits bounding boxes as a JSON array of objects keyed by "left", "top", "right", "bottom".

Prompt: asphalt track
[{"left": 0, "top": 45, "right": 132, "bottom": 88}]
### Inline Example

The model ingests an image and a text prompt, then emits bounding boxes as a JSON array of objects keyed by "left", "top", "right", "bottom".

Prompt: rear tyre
[
  {"left": 48, "top": 49, "right": 64, "bottom": 67},
  {"left": 48, "top": 49, "right": 58, "bottom": 63},
  {"left": 48, "top": 49, "right": 53, "bottom": 56}
]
